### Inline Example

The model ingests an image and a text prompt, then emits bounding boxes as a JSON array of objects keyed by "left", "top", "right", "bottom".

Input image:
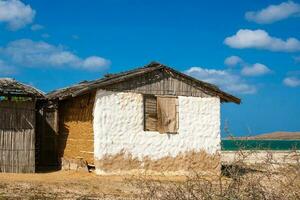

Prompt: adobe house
[
  {"left": 47, "top": 62, "right": 240, "bottom": 174},
  {"left": 0, "top": 78, "right": 44, "bottom": 173}
]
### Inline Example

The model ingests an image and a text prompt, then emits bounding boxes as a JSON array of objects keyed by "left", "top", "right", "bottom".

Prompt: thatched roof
[
  {"left": 0, "top": 78, "right": 44, "bottom": 98},
  {"left": 47, "top": 62, "right": 241, "bottom": 104}
]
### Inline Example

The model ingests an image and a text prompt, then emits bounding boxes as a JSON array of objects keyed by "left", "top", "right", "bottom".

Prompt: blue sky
[{"left": 0, "top": 0, "right": 300, "bottom": 136}]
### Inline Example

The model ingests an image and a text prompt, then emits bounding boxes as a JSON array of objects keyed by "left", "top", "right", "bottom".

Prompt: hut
[
  {"left": 0, "top": 78, "right": 44, "bottom": 173},
  {"left": 47, "top": 62, "right": 240, "bottom": 174}
]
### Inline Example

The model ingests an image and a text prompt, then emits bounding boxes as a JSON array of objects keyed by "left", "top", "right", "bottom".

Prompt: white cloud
[
  {"left": 30, "top": 24, "right": 43, "bottom": 31},
  {"left": 245, "top": 1, "right": 300, "bottom": 24},
  {"left": 224, "top": 56, "right": 243, "bottom": 67},
  {"left": 0, "top": 0, "right": 35, "bottom": 30},
  {"left": 283, "top": 77, "right": 300, "bottom": 87},
  {"left": 82, "top": 56, "right": 110, "bottom": 70},
  {"left": 241, "top": 63, "right": 271, "bottom": 76},
  {"left": 224, "top": 29, "right": 300, "bottom": 52},
  {"left": 224, "top": 55, "right": 272, "bottom": 77},
  {"left": 185, "top": 67, "right": 257, "bottom": 94},
  {"left": 0, "top": 39, "right": 110, "bottom": 71}
]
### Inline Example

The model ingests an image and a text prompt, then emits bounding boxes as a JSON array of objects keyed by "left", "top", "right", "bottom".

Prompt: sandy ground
[
  {"left": 0, "top": 171, "right": 186, "bottom": 200},
  {"left": 0, "top": 171, "right": 133, "bottom": 199},
  {"left": 221, "top": 150, "right": 300, "bottom": 165},
  {"left": 1, "top": 151, "right": 298, "bottom": 199}
]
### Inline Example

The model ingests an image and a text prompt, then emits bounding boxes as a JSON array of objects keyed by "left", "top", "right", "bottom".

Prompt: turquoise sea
[{"left": 221, "top": 140, "right": 300, "bottom": 151}]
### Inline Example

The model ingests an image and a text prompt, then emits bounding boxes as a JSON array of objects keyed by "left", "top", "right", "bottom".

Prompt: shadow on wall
[
  {"left": 36, "top": 92, "right": 95, "bottom": 172},
  {"left": 35, "top": 100, "right": 62, "bottom": 172}
]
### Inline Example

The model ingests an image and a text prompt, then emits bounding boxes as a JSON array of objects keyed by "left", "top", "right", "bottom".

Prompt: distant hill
[{"left": 241, "top": 132, "right": 300, "bottom": 140}]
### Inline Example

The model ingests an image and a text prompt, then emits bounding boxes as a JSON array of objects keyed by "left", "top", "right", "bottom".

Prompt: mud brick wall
[{"left": 58, "top": 92, "right": 95, "bottom": 164}]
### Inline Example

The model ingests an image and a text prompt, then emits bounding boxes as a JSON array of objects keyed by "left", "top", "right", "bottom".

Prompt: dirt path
[
  {"left": 0, "top": 171, "right": 135, "bottom": 199},
  {"left": 0, "top": 171, "right": 186, "bottom": 200}
]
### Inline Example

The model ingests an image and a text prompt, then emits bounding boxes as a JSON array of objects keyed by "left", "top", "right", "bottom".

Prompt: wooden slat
[
  {"left": 144, "top": 95, "right": 158, "bottom": 131},
  {"left": 104, "top": 70, "right": 212, "bottom": 98},
  {"left": 157, "top": 97, "right": 178, "bottom": 133},
  {"left": 0, "top": 101, "right": 35, "bottom": 173}
]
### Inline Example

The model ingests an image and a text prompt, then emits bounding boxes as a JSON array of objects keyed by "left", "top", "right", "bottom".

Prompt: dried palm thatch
[{"left": 0, "top": 78, "right": 44, "bottom": 98}]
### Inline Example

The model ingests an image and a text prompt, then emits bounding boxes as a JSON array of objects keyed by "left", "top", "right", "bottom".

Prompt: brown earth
[
  {"left": 0, "top": 170, "right": 186, "bottom": 200},
  {"left": 0, "top": 158, "right": 299, "bottom": 199},
  {"left": 95, "top": 150, "right": 220, "bottom": 175}
]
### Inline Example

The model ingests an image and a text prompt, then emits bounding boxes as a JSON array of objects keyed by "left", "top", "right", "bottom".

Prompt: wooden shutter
[
  {"left": 144, "top": 95, "right": 158, "bottom": 131},
  {"left": 157, "top": 97, "right": 178, "bottom": 133}
]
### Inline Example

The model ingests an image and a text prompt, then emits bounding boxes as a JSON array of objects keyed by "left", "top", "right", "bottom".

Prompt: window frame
[{"left": 143, "top": 94, "right": 179, "bottom": 134}]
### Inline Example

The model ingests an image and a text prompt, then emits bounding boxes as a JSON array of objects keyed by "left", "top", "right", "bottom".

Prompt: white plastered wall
[{"left": 93, "top": 90, "right": 221, "bottom": 173}]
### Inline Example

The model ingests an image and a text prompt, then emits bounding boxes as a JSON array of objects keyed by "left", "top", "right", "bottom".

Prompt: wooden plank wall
[
  {"left": 0, "top": 101, "right": 35, "bottom": 173},
  {"left": 104, "top": 70, "right": 213, "bottom": 97}
]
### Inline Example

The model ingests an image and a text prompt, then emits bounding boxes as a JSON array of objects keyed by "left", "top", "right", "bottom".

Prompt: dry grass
[
  {"left": 0, "top": 151, "right": 299, "bottom": 199},
  {"left": 126, "top": 150, "right": 300, "bottom": 200}
]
